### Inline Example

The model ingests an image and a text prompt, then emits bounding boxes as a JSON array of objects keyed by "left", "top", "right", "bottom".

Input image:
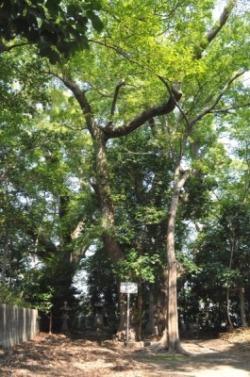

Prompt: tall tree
[
  {"left": 1, "top": 0, "right": 249, "bottom": 350},
  {"left": 44, "top": 0, "right": 249, "bottom": 350}
]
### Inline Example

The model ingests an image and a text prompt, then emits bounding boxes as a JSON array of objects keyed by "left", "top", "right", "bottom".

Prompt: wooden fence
[{"left": 0, "top": 304, "right": 38, "bottom": 348}]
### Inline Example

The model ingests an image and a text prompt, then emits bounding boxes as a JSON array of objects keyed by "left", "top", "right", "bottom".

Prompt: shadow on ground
[
  {"left": 132, "top": 339, "right": 250, "bottom": 377},
  {"left": 0, "top": 334, "right": 250, "bottom": 377}
]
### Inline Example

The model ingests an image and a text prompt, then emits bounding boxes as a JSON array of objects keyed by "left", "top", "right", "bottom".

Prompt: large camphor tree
[
  {"left": 43, "top": 0, "right": 249, "bottom": 351},
  {"left": 1, "top": 0, "right": 249, "bottom": 350}
]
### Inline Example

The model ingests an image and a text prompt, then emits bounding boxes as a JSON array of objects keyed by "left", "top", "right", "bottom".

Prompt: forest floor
[{"left": 1, "top": 328, "right": 250, "bottom": 377}]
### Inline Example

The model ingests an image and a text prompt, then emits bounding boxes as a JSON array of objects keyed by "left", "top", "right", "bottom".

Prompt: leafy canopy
[{"left": 0, "top": 0, "right": 103, "bottom": 62}]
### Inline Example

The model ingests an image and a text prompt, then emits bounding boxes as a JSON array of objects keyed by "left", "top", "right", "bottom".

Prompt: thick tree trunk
[
  {"left": 163, "top": 167, "right": 189, "bottom": 352},
  {"left": 93, "top": 130, "right": 130, "bottom": 340},
  {"left": 167, "top": 259, "right": 179, "bottom": 351},
  {"left": 166, "top": 201, "right": 180, "bottom": 351},
  {"left": 94, "top": 129, "right": 124, "bottom": 261},
  {"left": 239, "top": 287, "right": 248, "bottom": 327}
]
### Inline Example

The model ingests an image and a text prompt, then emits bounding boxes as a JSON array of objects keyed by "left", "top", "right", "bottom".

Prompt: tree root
[{"left": 147, "top": 340, "right": 191, "bottom": 355}]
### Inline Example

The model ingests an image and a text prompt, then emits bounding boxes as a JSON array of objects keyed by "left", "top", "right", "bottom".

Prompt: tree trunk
[
  {"left": 49, "top": 312, "right": 53, "bottom": 335},
  {"left": 226, "top": 288, "right": 233, "bottom": 329},
  {"left": 239, "top": 287, "right": 248, "bottom": 327},
  {"left": 146, "top": 289, "right": 155, "bottom": 336},
  {"left": 94, "top": 129, "right": 124, "bottom": 262},
  {"left": 159, "top": 268, "right": 168, "bottom": 338},
  {"left": 162, "top": 167, "right": 189, "bottom": 352},
  {"left": 1, "top": 237, "right": 8, "bottom": 281},
  {"left": 167, "top": 258, "right": 179, "bottom": 351},
  {"left": 226, "top": 232, "right": 236, "bottom": 330},
  {"left": 136, "top": 285, "right": 143, "bottom": 341},
  {"left": 116, "top": 292, "right": 127, "bottom": 340}
]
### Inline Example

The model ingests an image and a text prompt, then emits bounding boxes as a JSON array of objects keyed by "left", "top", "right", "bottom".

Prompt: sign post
[
  {"left": 126, "top": 292, "right": 130, "bottom": 344},
  {"left": 120, "top": 282, "right": 138, "bottom": 345}
]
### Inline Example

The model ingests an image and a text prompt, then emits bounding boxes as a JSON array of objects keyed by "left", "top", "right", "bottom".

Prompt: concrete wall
[{"left": 0, "top": 304, "right": 38, "bottom": 348}]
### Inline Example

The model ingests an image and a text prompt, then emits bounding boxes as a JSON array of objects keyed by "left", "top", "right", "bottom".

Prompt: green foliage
[
  {"left": 116, "top": 249, "right": 161, "bottom": 283},
  {"left": 19, "top": 268, "right": 54, "bottom": 313},
  {"left": 0, "top": 283, "right": 26, "bottom": 306},
  {"left": 0, "top": 0, "right": 103, "bottom": 62}
]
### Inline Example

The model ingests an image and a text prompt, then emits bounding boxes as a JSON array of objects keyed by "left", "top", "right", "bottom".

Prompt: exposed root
[{"left": 147, "top": 340, "right": 191, "bottom": 356}]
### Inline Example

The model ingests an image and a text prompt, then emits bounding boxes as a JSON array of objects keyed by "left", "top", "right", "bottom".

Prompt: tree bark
[
  {"left": 147, "top": 289, "right": 156, "bottom": 336},
  {"left": 49, "top": 312, "right": 53, "bottom": 335},
  {"left": 94, "top": 128, "right": 124, "bottom": 261},
  {"left": 226, "top": 288, "right": 234, "bottom": 329},
  {"left": 163, "top": 167, "right": 189, "bottom": 352},
  {"left": 226, "top": 232, "right": 236, "bottom": 329},
  {"left": 158, "top": 268, "right": 168, "bottom": 345},
  {"left": 116, "top": 292, "right": 127, "bottom": 340},
  {"left": 0, "top": 233, "right": 9, "bottom": 281},
  {"left": 136, "top": 284, "right": 143, "bottom": 341},
  {"left": 239, "top": 287, "right": 248, "bottom": 328}
]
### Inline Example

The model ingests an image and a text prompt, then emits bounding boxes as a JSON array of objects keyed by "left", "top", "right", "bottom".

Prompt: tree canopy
[{"left": 0, "top": 0, "right": 249, "bottom": 351}]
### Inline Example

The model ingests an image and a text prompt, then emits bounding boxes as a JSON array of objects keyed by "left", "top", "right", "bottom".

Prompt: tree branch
[
  {"left": 26, "top": 227, "right": 58, "bottom": 255},
  {"left": 103, "top": 87, "right": 182, "bottom": 138},
  {"left": 89, "top": 39, "right": 130, "bottom": 59},
  {"left": 47, "top": 71, "right": 94, "bottom": 134},
  {"left": 197, "top": 0, "right": 236, "bottom": 58},
  {"left": 207, "top": 0, "right": 236, "bottom": 44},
  {"left": 110, "top": 80, "right": 126, "bottom": 116},
  {"left": 158, "top": 76, "right": 191, "bottom": 129},
  {"left": 176, "top": 169, "right": 190, "bottom": 192},
  {"left": 190, "top": 70, "right": 246, "bottom": 126},
  {"left": 0, "top": 41, "right": 30, "bottom": 54},
  {"left": 210, "top": 102, "right": 250, "bottom": 115}
]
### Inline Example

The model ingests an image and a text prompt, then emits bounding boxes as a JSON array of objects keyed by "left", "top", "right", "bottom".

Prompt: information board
[{"left": 120, "top": 282, "right": 138, "bottom": 294}]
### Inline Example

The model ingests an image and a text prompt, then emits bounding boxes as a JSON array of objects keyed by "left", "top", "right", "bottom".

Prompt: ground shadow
[
  {"left": 1, "top": 334, "right": 250, "bottom": 377},
  {"left": 132, "top": 339, "right": 250, "bottom": 376}
]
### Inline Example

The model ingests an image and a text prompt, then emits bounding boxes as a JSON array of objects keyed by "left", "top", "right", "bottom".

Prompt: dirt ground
[{"left": 1, "top": 329, "right": 250, "bottom": 377}]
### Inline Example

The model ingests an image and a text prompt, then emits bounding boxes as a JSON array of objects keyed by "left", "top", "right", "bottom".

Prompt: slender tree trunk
[
  {"left": 49, "top": 312, "right": 52, "bottom": 335},
  {"left": 239, "top": 287, "right": 248, "bottom": 327},
  {"left": 163, "top": 167, "right": 189, "bottom": 352},
  {"left": 147, "top": 289, "right": 155, "bottom": 336},
  {"left": 226, "top": 233, "right": 236, "bottom": 329},
  {"left": 1, "top": 235, "right": 8, "bottom": 282},
  {"left": 116, "top": 292, "right": 127, "bottom": 340},
  {"left": 226, "top": 288, "right": 234, "bottom": 329},
  {"left": 136, "top": 285, "right": 143, "bottom": 341}
]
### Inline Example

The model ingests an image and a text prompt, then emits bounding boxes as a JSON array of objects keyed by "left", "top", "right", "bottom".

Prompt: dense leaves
[{"left": 0, "top": 0, "right": 103, "bottom": 62}]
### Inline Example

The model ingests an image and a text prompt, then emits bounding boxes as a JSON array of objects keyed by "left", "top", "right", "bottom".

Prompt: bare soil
[{"left": 1, "top": 329, "right": 250, "bottom": 377}]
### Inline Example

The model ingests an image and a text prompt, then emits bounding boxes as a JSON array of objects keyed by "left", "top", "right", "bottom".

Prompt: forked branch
[
  {"left": 190, "top": 70, "right": 246, "bottom": 126},
  {"left": 103, "top": 87, "right": 182, "bottom": 138}
]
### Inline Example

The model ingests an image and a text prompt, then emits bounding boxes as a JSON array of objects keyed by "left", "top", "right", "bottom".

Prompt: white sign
[{"left": 120, "top": 282, "right": 138, "bottom": 294}]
